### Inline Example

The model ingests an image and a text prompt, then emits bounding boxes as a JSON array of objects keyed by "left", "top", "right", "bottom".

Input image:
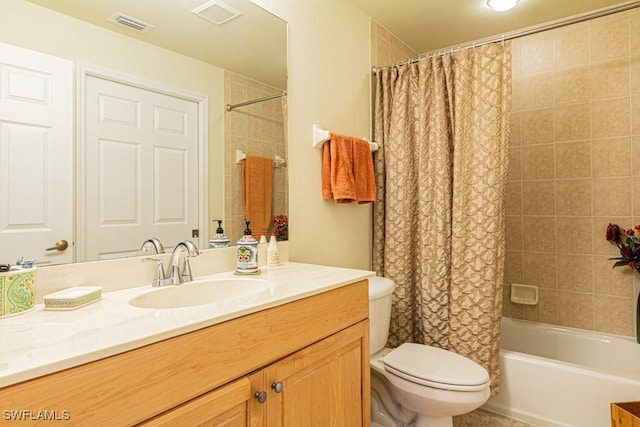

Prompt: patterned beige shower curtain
[{"left": 372, "top": 42, "right": 511, "bottom": 393}]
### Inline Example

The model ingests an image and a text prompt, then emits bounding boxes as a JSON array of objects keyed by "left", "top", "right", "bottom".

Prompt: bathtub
[{"left": 482, "top": 317, "right": 640, "bottom": 427}]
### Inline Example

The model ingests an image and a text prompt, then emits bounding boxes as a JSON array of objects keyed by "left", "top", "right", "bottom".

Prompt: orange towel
[
  {"left": 243, "top": 155, "right": 273, "bottom": 237},
  {"left": 322, "top": 132, "right": 376, "bottom": 204}
]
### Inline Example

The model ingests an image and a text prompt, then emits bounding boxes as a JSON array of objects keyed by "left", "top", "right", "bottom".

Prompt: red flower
[
  {"left": 607, "top": 223, "right": 640, "bottom": 273},
  {"left": 606, "top": 223, "right": 621, "bottom": 242}
]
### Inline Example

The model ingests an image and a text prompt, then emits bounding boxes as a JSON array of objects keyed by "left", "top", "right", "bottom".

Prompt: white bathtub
[{"left": 483, "top": 317, "right": 640, "bottom": 427}]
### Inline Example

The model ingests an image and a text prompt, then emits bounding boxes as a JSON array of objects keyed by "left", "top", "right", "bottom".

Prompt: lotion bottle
[
  {"left": 267, "top": 235, "right": 279, "bottom": 267},
  {"left": 236, "top": 220, "right": 258, "bottom": 274}
]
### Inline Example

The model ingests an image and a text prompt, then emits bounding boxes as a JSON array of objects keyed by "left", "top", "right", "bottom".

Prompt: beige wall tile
[
  {"left": 520, "top": 72, "right": 554, "bottom": 109},
  {"left": 523, "top": 251, "right": 556, "bottom": 288},
  {"left": 591, "top": 58, "right": 630, "bottom": 100},
  {"left": 553, "top": 66, "right": 590, "bottom": 105},
  {"left": 522, "top": 180, "right": 554, "bottom": 215},
  {"left": 506, "top": 216, "right": 523, "bottom": 250},
  {"left": 593, "top": 255, "right": 634, "bottom": 296},
  {"left": 522, "top": 216, "right": 555, "bottom": 252},
  {"left": 521, "top": 145, "right": 554, "bottom": 179},
  {"left": 633, "top": 95, "right": 640, "bottom": 135},
  {"left": 505, "top": 182, "right": 522, "bottom": 215},
  {"left": 594, "top": 295, "right": 634, "bottom": 336},
  {"left": 554, "top": 103, "right": 590, "bottom": 142},
  {"left": 631, "top": 12, "right": 640, "bottom": 57},
  {"left": 504, "top": 250, "right": 524, "bottom": 285},
  {"left": 593, "top": 177, "right": 632, "bottom": 216},
  {"left": 556, "top": 179, "right": 592, "bottom": 216},
  {"left": 555, "top": 141, "right": 591, "bottom": 178},
  {"left": 512, "top": 78, "right": 522, "bottom": 113},
  {"left": 502, "top": 285, "right": 524, "bottom": 319},
  {"left": 592, "top": 137, "right": 631, "bottom": 177},
  {"left": 556, "top": 254, "right": 593, "bottom": 292},
  {"left": 556, "top": 216, "right": 592, "bottom": 254},
  {"left": 590, "top": 13, "right": 629, "bottom": 63},
  {"left": 553, "top": 22, "right": 589, "bottom": 69},
  {"left": 511, "top": 38, "right": 522, "bottom": 78},
  {"left": 520, "top": 33, "right": 554, "bottom": 75},
  {"left": 521, "top": 108, "right": 554, "bottom": 144},
  {"left": 557, "top": 291, "right": 594, "bottom": 329},
  {"left": 631, "top": 56, "right": 640, "bottom": 95},
  {"left": 507, "top": 8, "right": 637, "bottom": 339},
  {"left": 507, "top": 146, "right": 522, "bottom": 181},
  {"left": 523, "top": 288, "right": 557, "bottom": 324},
  {"left": 591, "top": 97, "right": 631, "bottom": 139},
  {"left": 510, "top": 112, "right": 522, "bottom": 146}
]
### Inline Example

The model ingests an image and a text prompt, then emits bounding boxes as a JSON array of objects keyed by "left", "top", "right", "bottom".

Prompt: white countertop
[{"left": 0, "top": 262, "right": 374, "bottom": 388}]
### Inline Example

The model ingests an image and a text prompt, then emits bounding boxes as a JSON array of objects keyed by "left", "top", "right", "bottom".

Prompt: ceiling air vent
[
  {"left": 108, "top": 13, "right": 154, "bottom": 33},
  {"left": 192, "top": 0, "right": 242, "bottom": 26}
]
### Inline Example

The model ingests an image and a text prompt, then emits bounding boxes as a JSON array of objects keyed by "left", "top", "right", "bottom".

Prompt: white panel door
[
  {"left": 83, "top": 76, "right": 198, "bottom": 260},
  {"left": 0, "top": 43, "right": 73, "bottom": 265}
]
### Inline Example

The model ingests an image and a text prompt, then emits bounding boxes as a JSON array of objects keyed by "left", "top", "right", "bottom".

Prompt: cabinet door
[
  {"left": 265, "top": 320, "right": 370, "bottom": 426},
  {"left": 140, "top": 377, "right": 252, "bottom": 427}
]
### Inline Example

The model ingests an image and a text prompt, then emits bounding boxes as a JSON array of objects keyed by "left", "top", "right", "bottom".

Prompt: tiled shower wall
[
  {"left": 370, "top": 20, "right": 418, "bottom": 70},
  {"left": 504, "top": 8, "right": 640, "bottom": 337},
  {"left": 223, "top": 71, "right": 287, "bottom": 243}
]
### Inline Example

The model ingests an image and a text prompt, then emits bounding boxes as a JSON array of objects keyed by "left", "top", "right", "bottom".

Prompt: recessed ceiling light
[{"left": 487, "top": 0, "right": 519, "bottom": 12}]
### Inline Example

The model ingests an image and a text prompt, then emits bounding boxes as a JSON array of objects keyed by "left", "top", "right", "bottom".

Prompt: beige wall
[
  {"left": 251, "top": 0, "right": 373, "bottom": 270},
  {"left": 0, "top": 0, "right": 226, "bottom": 243},
  {"left": 504, "top": 8, "right": 640, "bottom": 338},
  {"left": 223, "top": 71, "right": 287, "bottom": 243}
]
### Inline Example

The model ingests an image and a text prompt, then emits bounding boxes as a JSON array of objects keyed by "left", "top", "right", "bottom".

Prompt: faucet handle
[
  {"left": 181, "top": 255, "right": 194, "bottom": 283},
  {"left": 142, "top": 258, "right": 169, "bottom": 287}
]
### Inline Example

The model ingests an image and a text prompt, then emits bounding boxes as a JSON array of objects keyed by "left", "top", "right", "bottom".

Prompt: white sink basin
[{"left": 129, "top": 278, "right": 271, "bottom": 309}]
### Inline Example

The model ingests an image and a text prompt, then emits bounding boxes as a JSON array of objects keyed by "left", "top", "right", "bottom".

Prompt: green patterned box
[{"left": 0, "top": 267, "right": 36, "bottom": 317}]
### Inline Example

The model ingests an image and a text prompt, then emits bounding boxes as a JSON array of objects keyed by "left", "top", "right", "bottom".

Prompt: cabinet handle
[
  {"left": 254, "top": 391, "right": 267, "bottom": 403},
  {"left": 271, "top": 382, "right": 284, "bottom": 393}
]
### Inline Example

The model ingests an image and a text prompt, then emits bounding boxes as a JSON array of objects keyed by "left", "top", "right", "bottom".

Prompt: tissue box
[{"left": 0, "top": 267, "right": 36, "bottom": 317}]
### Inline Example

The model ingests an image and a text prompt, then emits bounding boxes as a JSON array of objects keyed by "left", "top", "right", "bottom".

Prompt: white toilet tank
[{"left": 368, "top": 276, "right": 395, "bottom": 355}]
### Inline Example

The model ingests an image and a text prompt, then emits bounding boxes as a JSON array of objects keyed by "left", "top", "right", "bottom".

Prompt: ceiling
[
  {"left": 25, "top": 0, "right": 287, "bottom": 88},
  {"left": 22, "top": 0, "right": 638, "bottom": 86},
  {"left": 349, "top": 0, "right": 638, "bottom": 55}
]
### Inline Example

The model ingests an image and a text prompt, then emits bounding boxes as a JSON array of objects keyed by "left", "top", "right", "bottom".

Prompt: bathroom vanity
[{"left": 0, "top": 263, "right": 373, "bottom": 425}]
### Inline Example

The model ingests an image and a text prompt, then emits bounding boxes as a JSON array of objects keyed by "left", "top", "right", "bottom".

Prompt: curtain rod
[
  {"left": 372, "top": 1, "right": 640, "bottom": 74},
  {"left": 226, "top": 90, "right": 287, "bottom": 111}
]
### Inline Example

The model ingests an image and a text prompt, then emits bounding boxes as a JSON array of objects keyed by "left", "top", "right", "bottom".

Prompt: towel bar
[
  {"left": 312, "top": 124, "right": 379, "bottom": 151},
  {"left": 235, "top": 149, "right": 285, "bottom": 167}
]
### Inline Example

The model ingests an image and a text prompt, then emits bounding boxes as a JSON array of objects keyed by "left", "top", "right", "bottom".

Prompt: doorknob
[{"left": 46, "top": 240, "right": 69, "bottom": 251}]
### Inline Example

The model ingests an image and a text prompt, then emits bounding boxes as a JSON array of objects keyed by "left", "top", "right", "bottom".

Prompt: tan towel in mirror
[{"left": 243, "top": 155, "right": 273, "bottom": 236}]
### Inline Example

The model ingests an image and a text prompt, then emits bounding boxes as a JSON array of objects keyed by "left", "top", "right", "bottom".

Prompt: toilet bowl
[{"left": 368, "top": 277, "right": 491, "bottom": 427}]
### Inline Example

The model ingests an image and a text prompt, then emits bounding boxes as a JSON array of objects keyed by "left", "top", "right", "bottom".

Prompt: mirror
[{"left": 0, "top": 0, "right": 287, "bottom": 264}]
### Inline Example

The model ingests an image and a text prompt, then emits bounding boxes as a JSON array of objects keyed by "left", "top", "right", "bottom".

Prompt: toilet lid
[{"left": 383, "top": 343, "right": 490, "bottom": 392}]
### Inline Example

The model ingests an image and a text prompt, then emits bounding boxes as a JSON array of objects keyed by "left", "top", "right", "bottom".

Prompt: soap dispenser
[
  {"left": 236, "top": 220, "right": 259, "bottom": 274},
  {"left": 210, "top": 220, "right": 230, "bottom": 248}
]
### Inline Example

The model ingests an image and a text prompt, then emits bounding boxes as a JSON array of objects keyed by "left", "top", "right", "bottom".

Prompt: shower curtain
[{"left": 372, "top": 42, "right": 512, "bottom": 392}]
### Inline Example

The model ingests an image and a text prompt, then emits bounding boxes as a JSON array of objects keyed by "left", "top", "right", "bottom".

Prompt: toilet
[{"left": 368, "top": 277, "right": 491, "bottom": 427}]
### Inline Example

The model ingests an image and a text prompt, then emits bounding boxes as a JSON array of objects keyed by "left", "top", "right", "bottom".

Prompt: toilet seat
[{"left": 383, "top": 343, "right": 490, "bottom": 392}]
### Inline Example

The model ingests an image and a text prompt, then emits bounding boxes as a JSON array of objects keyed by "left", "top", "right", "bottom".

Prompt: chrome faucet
[
  {"left": 142, "top": 240, "right": 199, "bottom": 287},
  {"left": 167, "top": 240, "right": 200, "bottom": 284},
  {"left": 140, "top": 237, "right": 165, "bottom": 254}
]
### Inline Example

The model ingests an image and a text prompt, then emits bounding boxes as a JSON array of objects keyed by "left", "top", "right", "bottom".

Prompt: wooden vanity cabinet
[
  {"left": 143, "top": 321, "right": 368, "bottom": 426},
  {"left": 0, "top": 280, "right": 370, "bottom": 426}
]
